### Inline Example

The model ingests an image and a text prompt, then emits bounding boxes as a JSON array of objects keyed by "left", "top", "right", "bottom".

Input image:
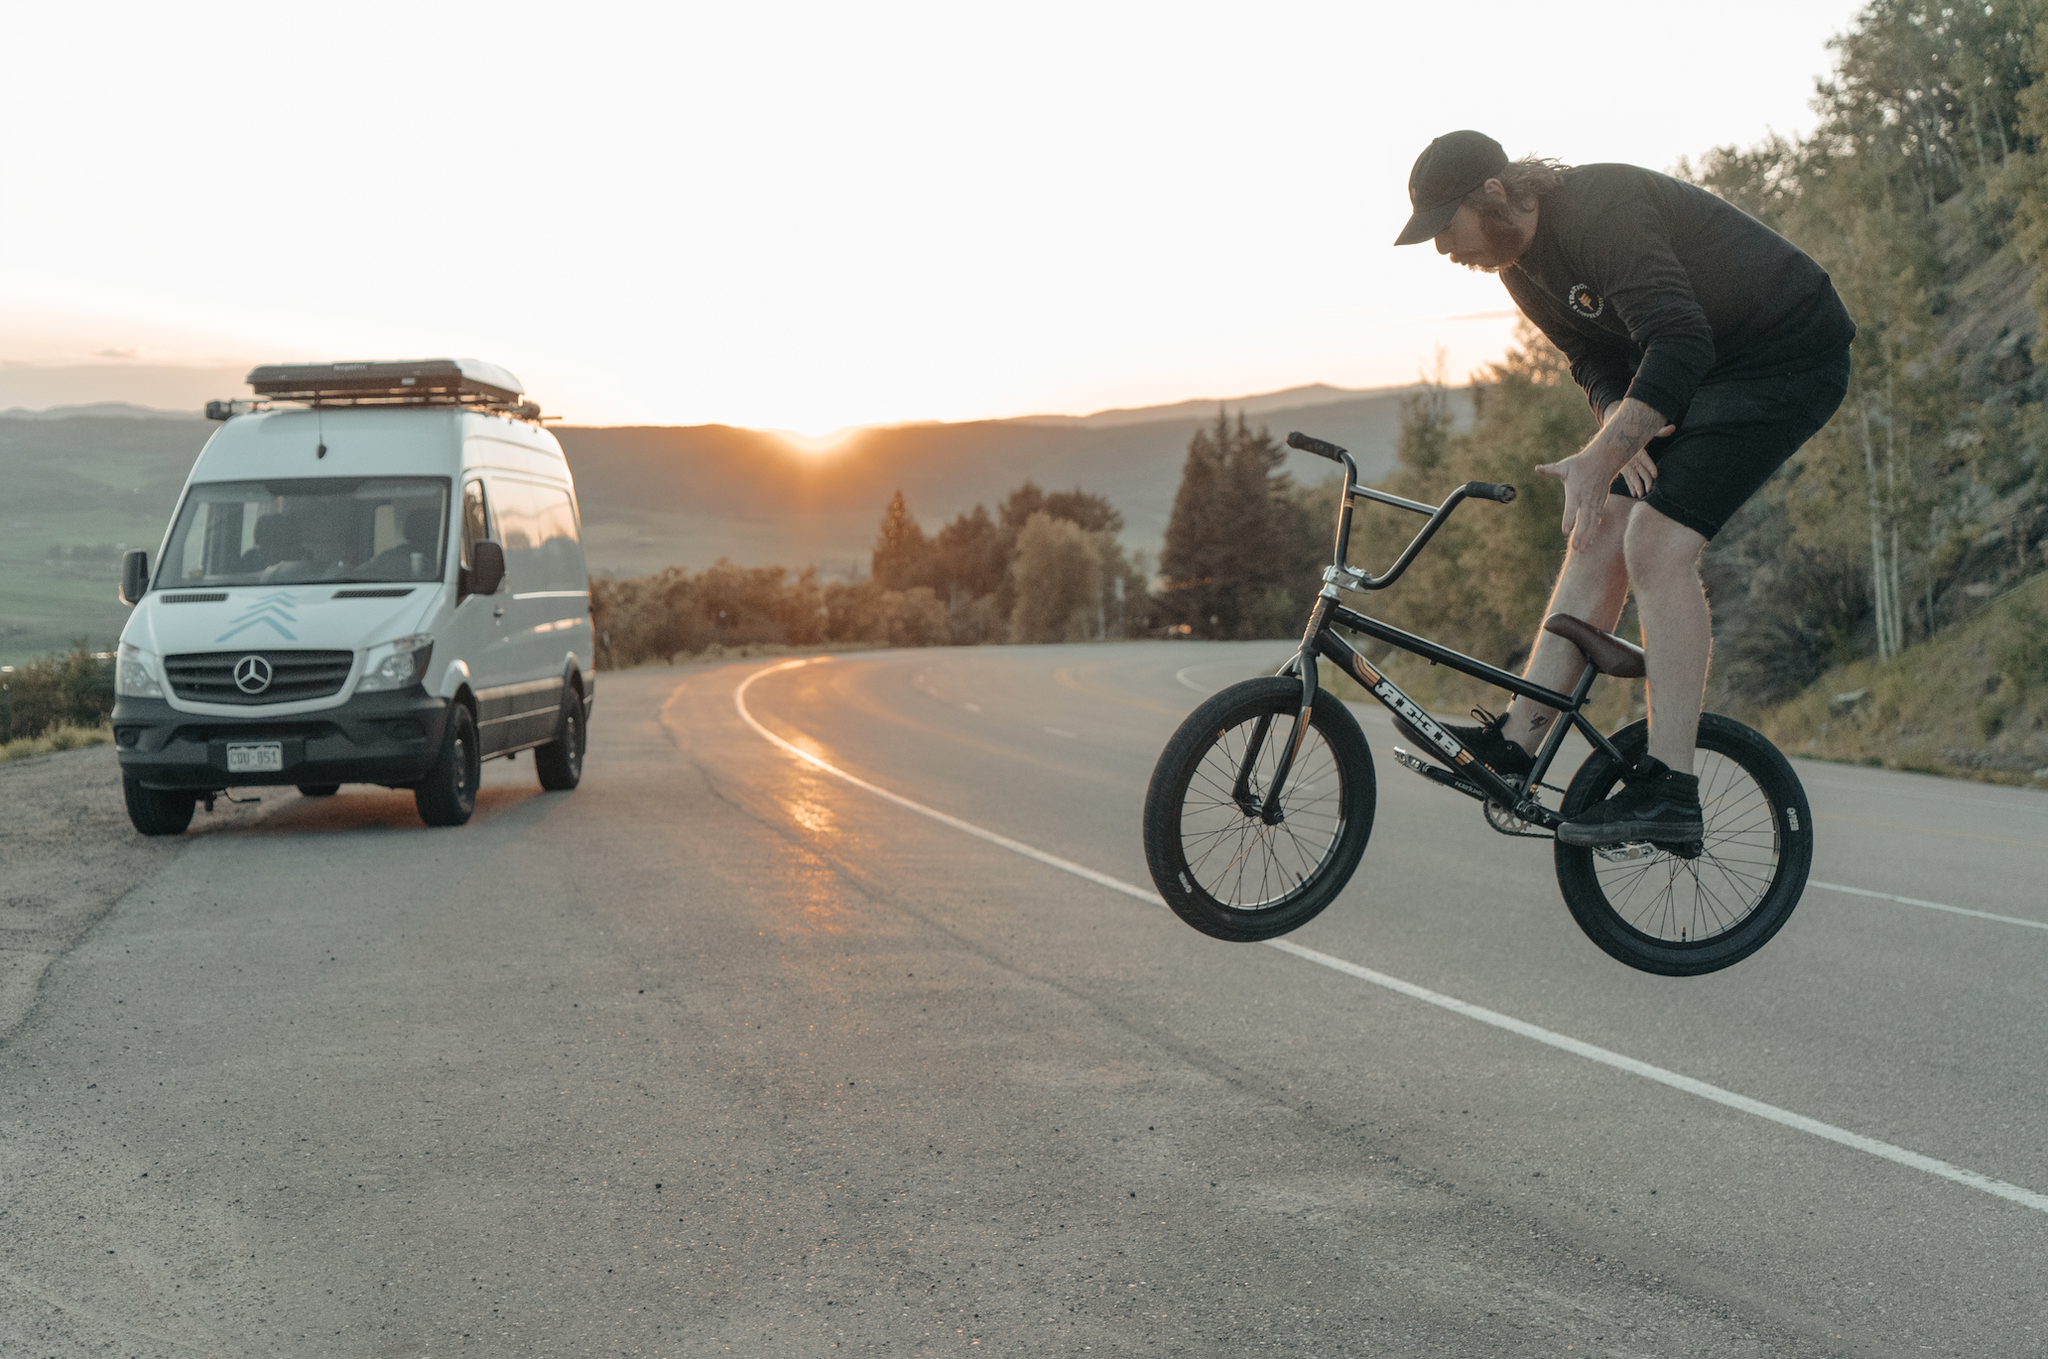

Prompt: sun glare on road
[{"left": 781, "top": 770, "right": 842, "bottom": 839}]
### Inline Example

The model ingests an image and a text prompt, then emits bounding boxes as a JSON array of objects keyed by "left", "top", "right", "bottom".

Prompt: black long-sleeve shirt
[{"left": 1500, "top": 163, "right": 1856, "bottom": 423}]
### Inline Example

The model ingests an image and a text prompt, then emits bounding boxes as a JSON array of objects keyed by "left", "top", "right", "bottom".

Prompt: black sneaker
[
  {"left": 1392, "top": 707, "right": 1534, "bottom": 780},
  {"left": 1556, "top": 759, "right": 1704, "bottom": 847}
]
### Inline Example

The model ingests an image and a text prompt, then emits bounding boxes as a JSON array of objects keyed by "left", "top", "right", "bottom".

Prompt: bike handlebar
[
  {"left": 1286, "top": 431, "right": 1347, "bottom": 461},
  {"left": 1287, "top": 431, "right": 1522, "bottom": 592}
]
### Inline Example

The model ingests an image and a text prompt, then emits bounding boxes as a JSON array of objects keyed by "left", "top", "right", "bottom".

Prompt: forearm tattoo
[{"left": 1606, "top": 398, "right": 1668, "bottom": 453}]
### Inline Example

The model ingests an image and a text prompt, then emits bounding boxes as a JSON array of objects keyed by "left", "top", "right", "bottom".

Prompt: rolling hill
[{"left": 0, "top": 382, "right": 1462, "bottom": 667}]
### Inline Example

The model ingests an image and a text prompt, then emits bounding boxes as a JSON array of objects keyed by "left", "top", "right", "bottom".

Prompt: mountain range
[{"left": 559, "top": 381, "right": 1464, "bottom": 579}]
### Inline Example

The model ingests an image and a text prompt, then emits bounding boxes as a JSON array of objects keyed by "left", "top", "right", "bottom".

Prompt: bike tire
[
  {"left": 1553, "top": 714, "right": 1812, "bottom": 976},
  {"left": 1143, "top": 677, "right": 1376, "bottom": 943}
]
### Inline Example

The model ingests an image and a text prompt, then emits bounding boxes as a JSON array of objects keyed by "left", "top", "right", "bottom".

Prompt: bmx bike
[{"left": 1141, "top": 431, "right": 1812, "bottom": 976}]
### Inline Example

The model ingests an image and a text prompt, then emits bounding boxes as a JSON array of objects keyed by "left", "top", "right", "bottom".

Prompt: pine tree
[
  {"left": 1158, "top": 411, "right": 1307, "bottom": 638},
  {"left": 871, "top": 489, "right": 931, "bottom": 590}
]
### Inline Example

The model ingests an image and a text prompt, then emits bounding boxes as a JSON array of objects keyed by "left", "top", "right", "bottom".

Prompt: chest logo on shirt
[{"left": 1566, "top": 283, "right": 1604, "bottom": 319}]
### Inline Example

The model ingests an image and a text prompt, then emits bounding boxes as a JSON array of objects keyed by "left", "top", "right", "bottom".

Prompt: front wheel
[
  {"left": 1553, "top": 714, "right": 1812, "bottom": 976},
  {"left": 1143, "top": 677, "right": 1376, "bottom": 942},
  {"left": 123, "top": 777, "right": 196, "bottom": 837},
  {"left": 415, "top": 703, "right": 480, "bottom": 827}
]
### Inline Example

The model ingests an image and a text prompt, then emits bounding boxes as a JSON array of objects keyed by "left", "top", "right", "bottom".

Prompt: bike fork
[{"left": 1244, "top": 594, "right": 1332, "bottom": 825}]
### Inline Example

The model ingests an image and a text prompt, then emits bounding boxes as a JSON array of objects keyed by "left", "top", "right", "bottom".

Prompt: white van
[{"left": 111, "top": 359, "right": 594, "bottom": 835}]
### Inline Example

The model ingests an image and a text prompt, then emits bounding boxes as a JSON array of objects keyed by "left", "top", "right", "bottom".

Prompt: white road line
[
  {"left": 732, "top": 658, "right": 2048, "bottom": 1218},
  {"left": 736, "top": 661, "right": 1150, "bottom": 903},
  {"left": 1044, "top": 727, "right": 1078, "bottom": 739},
  {"left": 964, "top": 703, "right": 982, "bottom": 713},
  {"left": 1173, "top": 658, "right": 1275, "bottom": 692},
  {"left": 1808, "top": 880, "right": 2048, "bottom": 931}
]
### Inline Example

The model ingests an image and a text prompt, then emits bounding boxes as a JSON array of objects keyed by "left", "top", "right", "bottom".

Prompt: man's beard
[{"left": 1464, "top": 210, "right": 1526, "bottom": 273}]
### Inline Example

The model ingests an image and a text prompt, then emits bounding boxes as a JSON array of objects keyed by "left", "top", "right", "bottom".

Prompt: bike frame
[{"left": 1253, "top": 436, "right": 1638, "bottom": 833}]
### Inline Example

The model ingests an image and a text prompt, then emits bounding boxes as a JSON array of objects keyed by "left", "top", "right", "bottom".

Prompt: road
[{"left": 3, "top": 640, "right": 2045, "bottom": 1357}]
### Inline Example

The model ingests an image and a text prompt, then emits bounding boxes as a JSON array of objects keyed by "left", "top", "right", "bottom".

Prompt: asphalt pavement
[{"left": 3, "top": 641, "right": 2044, "bottom": 1357}]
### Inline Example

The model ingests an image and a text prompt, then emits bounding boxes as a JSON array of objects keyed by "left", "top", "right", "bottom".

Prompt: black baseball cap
[{"left": 1393, "top": 130, "right": 1508, "bottom": 246}]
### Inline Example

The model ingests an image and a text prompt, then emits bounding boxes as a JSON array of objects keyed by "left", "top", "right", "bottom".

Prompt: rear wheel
[
  {"left": 1142, "top": 677, "right": 1375, "bottom": 942},
  {"left": 123, "top": 777, "right": 196, "bottom": 837},
  {"left": 1553, "top": 714, "right": 1811, "bottom": 976},
  {"left": 533, "top": 685, "right": 584, "bottom": 791},
  {"left": 415, "top": 704, "right": 480, "bottom": 827}
]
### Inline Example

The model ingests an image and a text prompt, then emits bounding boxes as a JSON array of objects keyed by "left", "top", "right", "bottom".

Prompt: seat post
[{"left": 1570, "top": 661, "right": 1599, "bottom": 708}]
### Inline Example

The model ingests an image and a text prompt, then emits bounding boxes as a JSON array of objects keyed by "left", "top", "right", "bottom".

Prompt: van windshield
[{"left": 159, "top": 478, "right": 452, "bottom": 588}]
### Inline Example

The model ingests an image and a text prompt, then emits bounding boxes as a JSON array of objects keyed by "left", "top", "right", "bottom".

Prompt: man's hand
[
  {"left": 1618, "top": 449, "right": 1659, "bottom": 498},
  {"left": 1537, "top": 399, "right": 1674, "bottom": 548}
]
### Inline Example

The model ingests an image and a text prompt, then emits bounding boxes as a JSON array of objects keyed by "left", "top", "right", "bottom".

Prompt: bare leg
[
  {"left": 1623, "top": 506, "right": 1711, "bottom": 772},
  {"left": 1498, "top": 499, "right": 1635, "bottom": 752}
]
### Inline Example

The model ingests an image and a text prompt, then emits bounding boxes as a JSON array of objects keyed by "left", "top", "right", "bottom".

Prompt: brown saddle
[{"left": 1543, "top": 613, "right": 1646, "bottom": 679}]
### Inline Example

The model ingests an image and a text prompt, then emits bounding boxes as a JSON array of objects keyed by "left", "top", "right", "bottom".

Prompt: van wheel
[
  {"left": 415, "top": 705, "right": 480, "bottom": 827},
  {"left": 124, "top": 777, "right": 196, "bottom": 836},
  {"left": 297, "top": 784, "right": 341, "bottom": 797},
  {"left": 534, "top": 687, "right": 584, "bottom": 791}
]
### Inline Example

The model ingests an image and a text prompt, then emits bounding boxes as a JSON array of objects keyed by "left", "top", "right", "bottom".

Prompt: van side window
[
  {"left": 492, "top": 478, "right": 539, "bottom": 554},
  {"left": 460, "top": 479, "right": 492, "bottom": 569},
  {"left": 532, "top": 486, "right": 584, "bottom": 590}
]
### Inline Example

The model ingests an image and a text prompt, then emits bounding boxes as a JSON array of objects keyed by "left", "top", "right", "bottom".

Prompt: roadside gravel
[{"left": 0, "top": 747, "right": 262, "bottom": 1044}]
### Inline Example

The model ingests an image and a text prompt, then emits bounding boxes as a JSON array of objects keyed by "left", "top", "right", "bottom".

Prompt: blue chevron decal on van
[{"left": 215, "top": 592, "right": 301, "bottom": 643}]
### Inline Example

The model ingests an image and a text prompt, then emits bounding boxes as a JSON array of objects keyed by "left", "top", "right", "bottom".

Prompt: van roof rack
[{"left": 214, "top": 358, "right": 539, "bottom": 420}]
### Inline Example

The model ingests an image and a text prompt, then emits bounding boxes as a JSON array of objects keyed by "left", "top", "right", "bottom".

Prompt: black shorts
[{"left": 1609, "top": 347, "right": 1852, "bottom": 540}]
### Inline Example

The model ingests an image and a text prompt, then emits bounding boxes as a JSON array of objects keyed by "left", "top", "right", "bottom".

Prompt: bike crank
[{"left": 1390, "top": 745, "right": 1487, "bottom": 800}]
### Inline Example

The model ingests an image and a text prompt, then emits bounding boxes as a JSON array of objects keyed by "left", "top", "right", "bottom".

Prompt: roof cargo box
[{"left": 246, "top": 358, "right": 523, "bottom": 405}]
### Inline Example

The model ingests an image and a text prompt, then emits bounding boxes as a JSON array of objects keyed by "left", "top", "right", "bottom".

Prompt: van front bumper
[{"left": 112, "top": 689, "right": 453, "bottom": 791}]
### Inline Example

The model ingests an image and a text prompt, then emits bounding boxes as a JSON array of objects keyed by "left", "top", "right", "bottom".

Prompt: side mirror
[
  {"left": 470, "top": 540, "right": 506, "bottom": 598},
  {"left": 120, "top": 550, "right": 150, "bottom": 605}
]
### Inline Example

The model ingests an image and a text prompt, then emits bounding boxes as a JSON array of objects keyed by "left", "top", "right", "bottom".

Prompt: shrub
[{"left": 1, "top": 640, "right": 114, "bottom": 741}]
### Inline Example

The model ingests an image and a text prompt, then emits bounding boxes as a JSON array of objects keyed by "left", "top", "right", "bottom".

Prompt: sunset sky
[{"left": 2, "top": 0, "right": 1865, "bottom": 433}]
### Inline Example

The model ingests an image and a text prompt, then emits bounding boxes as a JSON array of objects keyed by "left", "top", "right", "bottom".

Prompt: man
[{"left": 1391, "top": 130, "right": 1854, "bottom": 846}]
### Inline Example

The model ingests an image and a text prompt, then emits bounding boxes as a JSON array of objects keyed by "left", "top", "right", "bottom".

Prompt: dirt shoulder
[{"left": 0, "top": 747, "right": 263, "bottom": 1044}]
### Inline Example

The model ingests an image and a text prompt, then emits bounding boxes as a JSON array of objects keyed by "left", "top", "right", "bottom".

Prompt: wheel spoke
[
  {"left": 1179, "top": 711, "right": 1348, "bottom": 911},
  {"left": 1579, "top": 730, "right": 1791, "bottom": 949}
]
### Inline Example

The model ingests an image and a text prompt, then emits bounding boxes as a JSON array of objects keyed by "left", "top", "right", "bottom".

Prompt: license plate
[{"left": 226, "top": 742, "right": 283, "bottom": 773}]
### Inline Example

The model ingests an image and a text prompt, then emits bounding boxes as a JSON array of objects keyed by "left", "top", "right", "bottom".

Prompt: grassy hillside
[
  {"left": 0, "top": 415, "right": 213, "bottom": 669},
  {"left": 1755, "top": 571, "right": 2048, "bottom": 787}
]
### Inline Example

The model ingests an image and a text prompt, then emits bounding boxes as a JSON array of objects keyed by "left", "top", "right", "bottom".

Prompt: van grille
[{"left": 165, "top": 650, "right": 355, "bottom": 705}]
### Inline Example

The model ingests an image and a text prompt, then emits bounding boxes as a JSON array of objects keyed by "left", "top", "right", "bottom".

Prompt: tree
[
  {"left": 1367, "top": 322, "right": 1589, "bottom": 673},
  {"left": 930, "top": 504, "right": 1007, "bottom": 602},
  {"left": 872, "top": 489, "right": 931, "bottom": 590},
  {"left": 1157, "top": 411, "right": 1320, "bottom": 638},
  {"left": 1009, "top": 512, "right": 1105, "bottom": 643}
]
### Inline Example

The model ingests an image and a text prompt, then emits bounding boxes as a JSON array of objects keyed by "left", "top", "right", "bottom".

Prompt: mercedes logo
[{"left": 233, "top": 654, "right": 274, "bottom": 694}]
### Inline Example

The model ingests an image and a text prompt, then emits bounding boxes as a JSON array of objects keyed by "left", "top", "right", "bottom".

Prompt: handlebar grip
[
  {"left": 1466, "top": 481, "right": 1518, "bottom": 504},
  {"left": 1286, "top": 431, "right": 1349, "bottom": 461}
]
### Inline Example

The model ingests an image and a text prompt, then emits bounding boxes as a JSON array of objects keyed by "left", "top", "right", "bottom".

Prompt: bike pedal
[
  {"left": 1390, "top": 746, "right": 1487, "bottom": 801},
  {"left": 1593, "top": 839, "right": 1705, "bottom": 863}
]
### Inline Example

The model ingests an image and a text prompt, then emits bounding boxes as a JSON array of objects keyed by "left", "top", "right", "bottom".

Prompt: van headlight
[
  {"left": 116, "top": 642, "right": 164, "bottom": 698},
  {"left": 357, "top": 634, "right": 434, "bottom": 693}
]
